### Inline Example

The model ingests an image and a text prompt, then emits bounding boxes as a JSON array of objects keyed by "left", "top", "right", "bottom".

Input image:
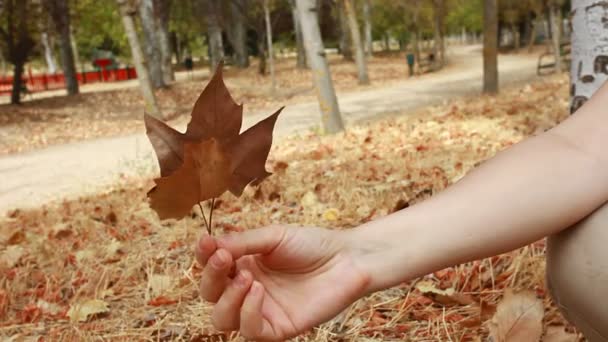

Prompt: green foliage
[
  {"left": 71, "top": 0, "right": 128, "bottom": 62},
  {"left": 446, "top": 0, "right": 483, "bottom": 34}
]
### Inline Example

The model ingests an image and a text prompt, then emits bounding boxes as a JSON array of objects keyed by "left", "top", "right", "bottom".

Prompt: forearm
[{"left": 349, "top": 89, "right": 608, "bottom": 293}]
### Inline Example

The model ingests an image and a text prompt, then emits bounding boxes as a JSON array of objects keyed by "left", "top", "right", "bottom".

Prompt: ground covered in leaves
[
  {"left": 0, "top": 54, "right": 413, "bottom": 156},
  {"left": 0, "top": 75, "right": 583, "bottom": 341}
]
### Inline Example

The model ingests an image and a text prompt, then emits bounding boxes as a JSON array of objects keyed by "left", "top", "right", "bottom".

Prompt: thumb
[{"left": 216, "top": 225, "right": 286, "bottom": 259}]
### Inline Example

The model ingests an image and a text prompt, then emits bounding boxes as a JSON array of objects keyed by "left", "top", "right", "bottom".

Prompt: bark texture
[
  {"left": 570, "top": 0, "right": 608, "bottom": 113},
  {"left": 296, "top": 0, "right": 344, "bottom": 134}
]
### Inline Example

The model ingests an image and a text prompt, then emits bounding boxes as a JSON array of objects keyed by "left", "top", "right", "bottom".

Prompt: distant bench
[{"left": 537, "top": 42, "right": 571, "bottom": 76}]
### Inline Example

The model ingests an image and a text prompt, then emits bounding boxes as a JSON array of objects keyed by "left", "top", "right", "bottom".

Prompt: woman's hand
[{"left": 194, "top": 225, "right": 372, "bottom": 341}]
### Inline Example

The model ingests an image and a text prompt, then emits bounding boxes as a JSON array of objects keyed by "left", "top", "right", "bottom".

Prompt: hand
[{"left": 194, "top": 225, "right": 372, "bottom": 341}]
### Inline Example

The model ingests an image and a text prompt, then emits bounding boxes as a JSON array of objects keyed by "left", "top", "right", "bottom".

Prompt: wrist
[{"left": 344, "top": 212, "right": 433, "bottom": 294}]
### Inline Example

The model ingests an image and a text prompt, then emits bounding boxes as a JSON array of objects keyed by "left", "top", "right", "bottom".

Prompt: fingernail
[
  {"left": 210, "top": 251, "right": 226, "bottom": 269},
  {"left": 235, "top": 271, "right": 250, "bottom": 288}
]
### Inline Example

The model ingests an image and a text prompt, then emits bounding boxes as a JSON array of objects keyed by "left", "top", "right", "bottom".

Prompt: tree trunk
[
  {"left": 337, "top": 2, "right": 353, "bottom": 61},
  {"left": 363, "top": 0, "right": 372, "bottom": 57},
  {"left": 432, "top": 0, "right": 445, "bottom": 67},
  {"left": 290, "top": 0, "right": 307, "bottom": 68},
  {"left": 139, "top": 0, "right": 164, "bottom": 88},
  {"left": 117, "top": 0, "right": 162, "bottom": 119},
  {"left": 231, "top": 0, "right": 249, "bottom": 68},
  {"left": 483, "top": 0, "right": 498, "bottom": 94},
  {"left": 41, "top": 32, "right": 58, "bottom": 74},
  {"left": 46, "top": 0, "right": 79, "bottom": 95},
  {"left": 550, "top": 4, "right": 562, "bottom": 73},
  {"left": 570, "top": 0, "right": 608, "bottom": 114},
  {"left": 203, "top": 0, "right": 224, "bottom": 72},
  {"left": 512, "top": 24, "right": 520, "bottom": 51},
  {"left": 527, "top": 19, "right": 537, "bottom": 52},
  {"left": 384, "top": 33, "right": 390, "bottom": 52},
  {"left": 11, "top": 61, "right": 25, "bottom": 105},
  {"left": 296, "top": 0, "right": 344, "bottom": 134},
  {"left": 155, "top": 0, "right": 174, "bottom": 83},
  {"left": 257, "top": 37, "right": 267, "bottom": 75},
  {"left": 343, "top": 0, "right": 369, "bottom": 85},
  {"left": 264, "top": 0, "right": 276, "bottom": 92},
  {"left": 70, "top": 28, "right": 80, "bottom": 72}
]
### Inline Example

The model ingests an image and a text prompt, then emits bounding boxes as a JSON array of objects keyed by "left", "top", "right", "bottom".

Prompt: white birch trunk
[
  {"left": 41, "top": 32, "right": 58, "bottom": 74},
  {"left": 570, "top": 0, "right": 608, "bottom": 113}
]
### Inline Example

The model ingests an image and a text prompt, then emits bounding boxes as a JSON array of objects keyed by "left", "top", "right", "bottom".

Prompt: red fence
[{"left": 0, "top": 66, "right": 137, "bottom": 95}]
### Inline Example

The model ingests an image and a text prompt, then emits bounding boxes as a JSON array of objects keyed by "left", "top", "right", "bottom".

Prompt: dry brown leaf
[
  {"left": 148, "top": 274, "right": 174, "bottom": 298},
  {"left": 487, "top": 289, "right": 544, "bottom": 342},
  {"left": 67, "top": 299, "right": 110, "bottom": 322},
  {"left": 542, "top": 326, "right": 578, "bottom": 342},
  {"left": 145, "top": 61, "right": 283, "bottom": 220},
  {"left": 415, "top": 280, "right": 476, "bottom": 306},
  {"left": 1, "top": 245, "right": 25, "bottom": 268}
]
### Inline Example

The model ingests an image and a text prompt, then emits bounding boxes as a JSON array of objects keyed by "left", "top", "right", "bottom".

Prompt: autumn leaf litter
[{"left": 0, "top": 74, "right": 584, "bottom": 341}]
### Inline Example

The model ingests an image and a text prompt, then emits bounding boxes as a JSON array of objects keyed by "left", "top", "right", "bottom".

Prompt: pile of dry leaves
[
  {"left": 0, "top": 75, "right": 582, "bottom": 341},
  {"left": 0, "top": 54, "right": 410, "bottom": 156}
]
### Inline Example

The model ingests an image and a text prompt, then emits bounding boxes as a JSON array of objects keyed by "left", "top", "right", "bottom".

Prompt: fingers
[
  {"left": 240, "top": 281, "right": 276, "bottom": 341},
  {"left": 195, "top": 234, "right": 216, "bottom": 266},
  {"left": 211, "top": 270, "right": 253, "bottom": 331},
  {"left": 199, "top": 249, "right": 233, "bottom": 302},
  {"left": 217, "top": 225, "right": 286, "bottom": 260}
]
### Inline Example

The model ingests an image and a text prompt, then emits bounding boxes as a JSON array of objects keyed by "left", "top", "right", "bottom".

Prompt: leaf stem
[
  {"left": 198, "top": 203, "right": 210, "bottom": 235},
  {"left": 209, "top": 198, "right": 216, "bottom": 234}
]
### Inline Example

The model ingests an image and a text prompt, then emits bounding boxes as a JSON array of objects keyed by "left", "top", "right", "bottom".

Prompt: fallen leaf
[
  {"left": 67, "top": 299, "right": 109, "bottom": 322},
  {"left": 148, "top": 274, "right": 174, "bottom": 298},
  {"left": 1, "top": 245, "right": 25, "bottom": 268},
  {"left": 148, "top": 296, "right": 178, "bottom": 306},
  {"left": 145, "top": 61, "right": 284, "bottom": 220},
  {"left": 543, "top": 326, "right": 578, "bottom": 342},
  {"left": 322, "top": 208, "right": 339, "bottom": 221},
  {"left": 415, "top": 280, "right": 475, "bottom": 306},
  {"left": 36, "top": 299, "right": 62, "bottom": 316},
  {"left": 487, "top": 289, "right": 544, "bottom": 342}
]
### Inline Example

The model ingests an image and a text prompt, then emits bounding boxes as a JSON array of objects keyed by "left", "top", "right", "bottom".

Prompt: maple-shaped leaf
[
  {"left": 487, "top": 289, "right": 544, "bottom": 342},
  {"left": 144, "top": 61, "right": 284, "bottom": 220},
  {"left": 144, "top": 60, "right": 241, "bottom": 177}
]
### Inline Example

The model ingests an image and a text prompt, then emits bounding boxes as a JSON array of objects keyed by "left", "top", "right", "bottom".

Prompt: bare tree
[
  {"left": 41, "top": 32, "right": 58, "bottom": 74},
  {"left": 117, "top": 0, "right": 162, "bottom": 118},
  {"left": 549, "top": 1, "right": 563, "bottom": 73},
  {"left": 483, "top": 0, "right": 498, "bottom": 94},
  {"left": 202, "top": 0, "right": 224, "bottom": 72},
  {"left": 296, "top": 0, "right": 344, "bottom": 134},
  {"left": 155, "top": 0, "right": 174, "bottom": 83},
  {"left": 290, "top": 0, "right": 307, "bottom": 68},
  {"left": 139, "top": 0, "right": 165, "bottom": 88},
  {"left": 569, "top": 0, "right": 608, "bottom": 114},
  {"left": 0, "top": 0, "right": 37, "bottom": 104},
  {"left": 264, "top": 0, "right": 276, "bottom": 92},
  {"left": 44, "top": 0, "right": 79, "bottom": 95},
  {"left": 343, "top": 0, "right": 369, "bottom": 84},
  {"left": 432, "top": 0, "right": 446, "bottom": 67},
  {"left": 363, "top": 0, "right": 372, "bottom": 57},
  {"left": 230, "top": 0, "right": 249, "bottom": 68},
  {"left": 337, "top": 2, "right": 353, "bottom": 60}
]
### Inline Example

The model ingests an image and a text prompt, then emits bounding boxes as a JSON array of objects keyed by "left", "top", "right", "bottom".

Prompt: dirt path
[{"left": 0, "top": 45, "right": 542, "bottom": 216}]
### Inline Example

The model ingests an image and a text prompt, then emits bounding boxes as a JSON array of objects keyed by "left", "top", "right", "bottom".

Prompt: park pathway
[{"left": 0, "top": 45, "right": 541, "bottom": 216}]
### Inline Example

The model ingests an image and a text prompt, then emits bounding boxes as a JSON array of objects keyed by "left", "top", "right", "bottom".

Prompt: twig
[{"left": 198, "top": 203, "right": 210, "bottom": 235}]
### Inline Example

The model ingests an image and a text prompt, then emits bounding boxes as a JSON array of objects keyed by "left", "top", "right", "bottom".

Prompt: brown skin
[{"left": 196, "top": 81, "right": 608, "bottom": 341}]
